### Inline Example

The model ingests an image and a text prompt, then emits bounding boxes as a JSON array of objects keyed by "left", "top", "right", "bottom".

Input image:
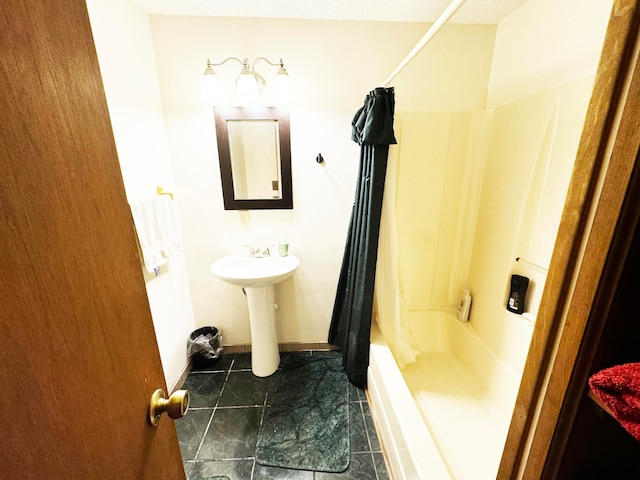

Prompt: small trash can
[{"left": 187, "top": 326, "right": 223, "bottom": 368}]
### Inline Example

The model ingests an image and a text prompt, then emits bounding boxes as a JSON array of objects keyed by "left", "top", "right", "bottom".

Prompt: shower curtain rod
[{"left": 382, "top": 0, "right": 467, "bottom": 87}]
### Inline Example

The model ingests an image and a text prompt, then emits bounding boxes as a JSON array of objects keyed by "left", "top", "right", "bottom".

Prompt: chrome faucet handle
[
  {"left": 243, "top": 245, "right": 257, "bottom": 257},
  {"left": 253, "top": 247, "right": 269, "bottom": 258}
]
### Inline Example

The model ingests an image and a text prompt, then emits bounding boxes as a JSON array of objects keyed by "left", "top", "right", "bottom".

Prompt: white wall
[
  {"left": 86, "top": 0, "right": 196, "bottom": 389},
  {"left": 147, "top": 16, "right": 496, "bottom": 346},
  {"left": 487, "top": 0, "right": 614, "bottom": 107}
]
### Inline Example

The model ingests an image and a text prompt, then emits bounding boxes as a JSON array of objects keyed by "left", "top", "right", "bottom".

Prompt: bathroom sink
[
  {"left": 210, "top": 253, "right": 300, "bottom": 288},
  {"left": 210, "top": 252, "right": 300, "bottom": 376}
]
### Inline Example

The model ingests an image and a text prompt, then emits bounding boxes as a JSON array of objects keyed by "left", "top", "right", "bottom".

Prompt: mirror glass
[
  {"left": 214, "top": 107, "right": 292, "bottom": 210},
  {"left": 227, "top": 119, "right": 281, "bottom": 199}
]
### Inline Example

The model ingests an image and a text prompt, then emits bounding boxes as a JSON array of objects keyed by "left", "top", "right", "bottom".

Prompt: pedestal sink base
[
  {"left": 210, "top": 253, "right": 300, "bottom": 377},
  {"left": 245, "top": 286, "right": 280, "bottom": 377}
]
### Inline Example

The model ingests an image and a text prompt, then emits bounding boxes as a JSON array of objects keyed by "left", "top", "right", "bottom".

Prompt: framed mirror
[{"left": 214, "top": 106, "right": 292, "bottom": 210}]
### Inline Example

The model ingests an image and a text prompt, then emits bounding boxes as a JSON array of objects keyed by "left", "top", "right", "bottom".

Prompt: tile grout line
[
  {"left": 186, "top": 457, "right": 255, "bottom": 463},
  {"left": 192, "top": 357, "right": 235, "bottom": 462},
  {"left": 251, "top": 392, "right": 270, "bottom": 479},
  {"left": 359, "top": 399, "right": 374, "bottom": 452},
  {"left": 359, "top": 398, "right": 381, "bottom": 480}
]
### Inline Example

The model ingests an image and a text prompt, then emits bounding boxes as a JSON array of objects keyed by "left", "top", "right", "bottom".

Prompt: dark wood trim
[
  {"left": 498, "top": 1, "right": 640, "bottom": 477},
  {"left": 541, "top": 138, "right": 640, "bottom": 476}
]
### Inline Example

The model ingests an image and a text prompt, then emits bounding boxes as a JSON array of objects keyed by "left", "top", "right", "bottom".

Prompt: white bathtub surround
[
  {"left": 369, "top": 318, "right": 517, "bottom": 479},
  {"left": 372, "top": 46, "right": 603, "bottom": 479},
  {"left": 376, "top": 110, "right": 493, "bottom": 370},
  {"left": 369, "top": 324, "right": 451, "bottom": 479}
]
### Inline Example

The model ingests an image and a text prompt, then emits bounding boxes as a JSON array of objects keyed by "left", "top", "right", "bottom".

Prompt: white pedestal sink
[{"left": 210, "top": 253, "right": 300, "bottom": 377}]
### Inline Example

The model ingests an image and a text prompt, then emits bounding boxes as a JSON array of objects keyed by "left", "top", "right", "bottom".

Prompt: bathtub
[{"left": 368, "top": 313, "right": 520, "bottom": 479}]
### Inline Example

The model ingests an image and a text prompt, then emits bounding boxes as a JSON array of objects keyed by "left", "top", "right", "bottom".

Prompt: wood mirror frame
[{"left": 214, "top": 106, "right": 293, "bottom": 210}]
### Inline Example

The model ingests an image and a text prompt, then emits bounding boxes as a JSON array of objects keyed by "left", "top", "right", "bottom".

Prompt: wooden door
[{"left": 0, "top": 1, "right": 186, "bottom": 479}]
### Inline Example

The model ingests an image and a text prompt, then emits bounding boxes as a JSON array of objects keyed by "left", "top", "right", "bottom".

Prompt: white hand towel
[{"left": 130, "top": 196, "right": 183, "bottom": 273}]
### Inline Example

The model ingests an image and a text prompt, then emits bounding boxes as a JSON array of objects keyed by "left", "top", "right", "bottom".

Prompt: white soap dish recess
[{"left": 457, "top": 289, "right": 472, "bottom": 322}]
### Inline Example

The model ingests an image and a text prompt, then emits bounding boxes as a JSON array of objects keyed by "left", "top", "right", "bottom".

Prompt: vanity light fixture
[{"left": 200, "top": 57, "right": 294, "bottom": 104}]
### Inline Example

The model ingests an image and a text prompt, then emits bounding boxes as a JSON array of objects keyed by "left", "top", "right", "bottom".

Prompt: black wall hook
[{"left": 316, "top": 153, "right": 324, "bottom": 164}]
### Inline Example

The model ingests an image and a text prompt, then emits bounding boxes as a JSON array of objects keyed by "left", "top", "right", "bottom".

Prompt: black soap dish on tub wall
[{"left": 507, "top": 274, "right": 529, "bottom": 314}]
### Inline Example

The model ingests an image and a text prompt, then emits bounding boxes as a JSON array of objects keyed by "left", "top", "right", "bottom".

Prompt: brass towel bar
[{"left": 156, "top": 186, "right": 174, "bottom": 200}]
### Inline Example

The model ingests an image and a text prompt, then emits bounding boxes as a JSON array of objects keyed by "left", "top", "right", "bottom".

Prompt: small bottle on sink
[{"left": 278, "top": 236, "right": 289, "bottom": 257}]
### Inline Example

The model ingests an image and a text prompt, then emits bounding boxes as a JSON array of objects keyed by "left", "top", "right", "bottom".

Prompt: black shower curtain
[{"left": 328, "top": 87, "right": 397, "bottom": 388}]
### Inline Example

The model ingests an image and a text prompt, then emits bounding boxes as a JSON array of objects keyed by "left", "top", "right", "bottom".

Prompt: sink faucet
[{"left": 244, "top": 245, "right": 271, "bottom": 258}]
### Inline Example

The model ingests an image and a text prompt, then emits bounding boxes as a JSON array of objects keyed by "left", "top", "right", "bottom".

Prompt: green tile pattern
[
  {"left": 255, "top": 355, "right": 350, "bottom": 472},
  {"left": 176, "top": 352, "right": 388, "bottom": 480}
]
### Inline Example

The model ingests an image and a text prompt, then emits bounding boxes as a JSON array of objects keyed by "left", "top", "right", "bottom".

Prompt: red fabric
[{"left": 589, "top": 362, "right": 640, "bottom": 441}]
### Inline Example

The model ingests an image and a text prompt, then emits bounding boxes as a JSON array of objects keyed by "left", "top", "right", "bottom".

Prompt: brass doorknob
[{"left": 148, "top": 388, "right": 190, "bottom": 427}]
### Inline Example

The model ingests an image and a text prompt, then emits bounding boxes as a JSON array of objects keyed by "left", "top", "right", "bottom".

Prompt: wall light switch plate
[{"left": 239, "top": 210, "right": 250, "bottom": 226}]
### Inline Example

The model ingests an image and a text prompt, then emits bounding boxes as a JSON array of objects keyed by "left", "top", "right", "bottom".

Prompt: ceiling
[{"left": 133, "top": 0, "right": 529, "bottom": 24}]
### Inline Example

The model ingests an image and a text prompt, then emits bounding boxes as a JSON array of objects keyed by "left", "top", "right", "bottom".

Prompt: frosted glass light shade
[
  {"left": 200, "top": 72, "right": 223, "bottom": 103},
  {"left": 236, "top": 72, "right": 259, "bottom": 97},
  {"left": 200, "top": 57, "right": 294, "bottom": 104},
  {"left": 272, "top": 69, "right": 294, "bottom": 102}
]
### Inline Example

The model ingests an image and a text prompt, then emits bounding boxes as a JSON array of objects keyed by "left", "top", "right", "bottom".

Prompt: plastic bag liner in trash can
[{"left": 188, "top": 327, "right": 223, "bottom": 368}]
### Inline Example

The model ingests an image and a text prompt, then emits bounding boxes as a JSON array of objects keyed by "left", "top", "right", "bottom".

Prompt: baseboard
[
  {"left": 170, "top": 358, "right": 192, "bottom": 392},
  {"left": 174, "top": 343, "right": 338, "bottom": 387},
  {"left": 221, "top": 342, "right": 338, "bottom": 354}
]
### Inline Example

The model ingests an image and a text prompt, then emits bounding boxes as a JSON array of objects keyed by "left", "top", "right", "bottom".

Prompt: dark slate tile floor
[{"left": 177, "top": 351, "right": 389, "bottom": 480}]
